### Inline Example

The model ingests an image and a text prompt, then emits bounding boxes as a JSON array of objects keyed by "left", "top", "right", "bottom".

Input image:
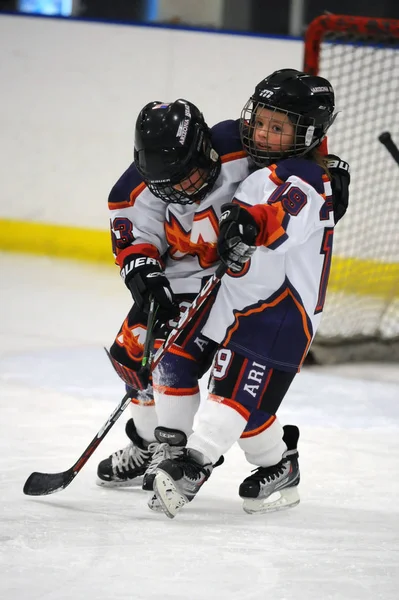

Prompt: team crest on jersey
[
  {"left": 116, "top": 322, "right": 147, "bottom": 360},
  {"left": 165, "top": 208, "right": 219, "bottom": 268}
]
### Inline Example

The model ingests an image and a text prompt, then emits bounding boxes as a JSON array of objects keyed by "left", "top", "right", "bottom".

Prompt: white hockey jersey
[
  {"left": 202, "top": 157, "right": 335, "bottom": 372},
  {"left": 109, "top": 120, "right": 252, "bottom": 294}
]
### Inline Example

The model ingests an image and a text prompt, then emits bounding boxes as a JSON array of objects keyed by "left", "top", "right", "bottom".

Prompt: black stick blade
[{"left": 23, "top": 468, "right": 75, "bottom": 496}]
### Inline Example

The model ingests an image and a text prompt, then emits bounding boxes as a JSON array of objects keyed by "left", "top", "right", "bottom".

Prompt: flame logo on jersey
[
  {"left": 116, "top": 322, "right": 147, "bottom": 361},
  {"left": 165, "top": 208, "right": 219, "bottom": 269}
]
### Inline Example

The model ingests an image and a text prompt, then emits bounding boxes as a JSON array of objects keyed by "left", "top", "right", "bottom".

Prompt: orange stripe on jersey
[
  {"left": 265, "top": 222, "right": 286, "bottom": 247},
  {"left": 208, "top": 394, "right": 250, "bottom": 421},
  {"left": 130, "top": 181, "right": 147, "bottom": 203},
  {"left": 223, "top": 288, "right": 312, "bottom": 367},
  {"left": 151, "top": 339, "right": 195, "bottom": 361},
  {"left": 130, "top": 397, "right": 155, "bottom": 407},
  {"left": 268, "top": 165, "right": 285, "bottom": 185},
  {"left": 248, "top": 202, "right": 288, "bottom": 248},
  {"left": 273, "top": 201, "right": 287, "bottom": 224},
  {"left": 115, "top": 242, "right": 160, "bottom": 268},
  {"left": 153, "top": 384, "right": 199, "bottom": 397},
  {"left": 221, "top": 150, "right": 248, "bottom": 163},
  {"left": 109, "top": 200, "right": 132, "bottom": 210},
  {"left": 108, "top": 182, "right": 147, "bottom": 210},
  {"left": 240, "top": 415, "right": 276, "bottom": 438},
  {"left": 164, "top": 344, "right": 197, "bottom": 361}
]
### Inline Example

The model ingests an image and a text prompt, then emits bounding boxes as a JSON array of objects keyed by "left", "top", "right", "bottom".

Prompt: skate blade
[
  {"left": 153, "top": 470, "right": 188, "bottom": 519},
  {"left": 242, "top": 486, "right": 300, "bottom": 514},
  {"left": 95, "top": 476, "right": 143, "bottom": 488}
]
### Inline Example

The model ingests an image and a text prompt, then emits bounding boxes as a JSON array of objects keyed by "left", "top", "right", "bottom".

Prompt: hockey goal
[{"left": 304, "top": 14, "right": 399, "bottom": 363}]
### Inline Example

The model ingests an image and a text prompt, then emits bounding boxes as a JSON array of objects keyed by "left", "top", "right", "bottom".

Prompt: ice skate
[
  {"left": 142, "top": 427, "right": 187, "bottom": 493},
  {"left": 96, "top": 419, "right": 158, "bottom": 487},
  {"left": 146, "top": 451, "right": 224, "bottom": 512},
  {"left": 239, "top": 425, "right": 300, "bottom": 514},
  {"left": 153, "top": 449, "right": 213, "bottom": 519}
]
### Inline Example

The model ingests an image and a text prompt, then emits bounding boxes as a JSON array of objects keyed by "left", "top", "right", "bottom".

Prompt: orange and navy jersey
[
  {"left": 108, "top": 119, "right": 252, "bottom": 294},
  {"left": 202, "top": 157, "right": 335, "bottom": 373}
]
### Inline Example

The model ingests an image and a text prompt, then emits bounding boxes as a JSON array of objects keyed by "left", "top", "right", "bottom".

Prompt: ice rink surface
[{"left": 1, "top": 253, "right": 399, "bottom": 600}]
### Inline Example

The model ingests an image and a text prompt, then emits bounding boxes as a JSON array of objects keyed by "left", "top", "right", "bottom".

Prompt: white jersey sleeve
[
  {"left": 234, "top": 159, "right": 334, "bottom": 253},
  {"left": 108, "top": 163, "right": 168, "bottom": 267},
  {"left": 202, "top": 157, "right": 335, "bottom": 373}
]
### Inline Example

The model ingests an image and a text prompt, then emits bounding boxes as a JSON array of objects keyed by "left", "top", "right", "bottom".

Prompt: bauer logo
[
  {"left": 120, "top": 257, "right": 159, "bottom": 280},
  {"left": 327, "top": 158, "right": 350, "bottom": 172}
]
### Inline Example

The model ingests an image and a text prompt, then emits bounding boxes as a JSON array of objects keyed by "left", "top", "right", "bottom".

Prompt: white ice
[{"left": 1, "top": 253, "right": 398, "bottom": 600}]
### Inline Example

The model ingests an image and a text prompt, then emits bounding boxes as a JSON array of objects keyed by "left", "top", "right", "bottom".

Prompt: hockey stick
[
  {"left": 141, "top": 296, "right": 157, "bottom": 373},
  {"left": 106, "top": 262, "right": 228, "bottom": 387},
  {"left": 378, "top": 131, "right": 399, "bottom": 166},
  {"left": 23, "top": 296, "right": 159, "bottom": 496},
  {"left": 23, "top": 264, "right": 227, "bottom": 496}
]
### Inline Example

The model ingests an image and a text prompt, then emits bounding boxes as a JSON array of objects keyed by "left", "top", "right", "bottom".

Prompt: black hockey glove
[
  {"left": 217, "top": 203, "right": 259, "bottom": 273},
  {"left": 120, "top": 254, "right": 180, "bottom": 323},
  {"left": 327, "top": 154, "right": 350, "bottom": 225}
]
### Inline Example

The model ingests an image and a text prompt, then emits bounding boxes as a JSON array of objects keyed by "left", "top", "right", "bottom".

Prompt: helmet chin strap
[{"left": 183, "top": 181, "right": 209, "bottom": 196}]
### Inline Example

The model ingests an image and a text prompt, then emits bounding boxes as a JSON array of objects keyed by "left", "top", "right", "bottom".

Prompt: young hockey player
[
  {"left": 97, "top": 89, "right": 349, "bottom": 498},
  {"left": 96, "top": 99, "right": 251, "bottom": 486},
  {"left": 151, "top": 69, "right": 344, "bottom": 518}
]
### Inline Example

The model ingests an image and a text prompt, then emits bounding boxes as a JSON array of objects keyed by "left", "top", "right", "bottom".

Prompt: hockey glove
[
  {"left": 217, "top": 203, "right": 259, "bottom": 273},
  {"left": 120, "top": 254, "right": 180, "bottom": 323},
  {"left": 327, "top": 154, "right": 350, "bottom": 225}
]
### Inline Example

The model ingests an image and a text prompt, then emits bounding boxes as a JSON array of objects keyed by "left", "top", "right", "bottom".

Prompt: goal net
[{"left": 304, "top": 14, "right": 399, "bottom": 363}]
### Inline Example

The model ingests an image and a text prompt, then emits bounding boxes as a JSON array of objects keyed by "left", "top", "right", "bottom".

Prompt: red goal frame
[{"left": 303, "top": 14, "right": 399, "bottom": 75}]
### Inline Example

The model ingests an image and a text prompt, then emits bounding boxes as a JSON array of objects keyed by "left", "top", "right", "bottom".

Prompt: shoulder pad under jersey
[
  {"left": 274, "top": 158, "right": 325, "bottom": 194},
  {"left": 210, "top": 119, "right": 244, "bottom": 158},
  {"left": 108, "top": 162, "right": 146, "bottom": 208}
]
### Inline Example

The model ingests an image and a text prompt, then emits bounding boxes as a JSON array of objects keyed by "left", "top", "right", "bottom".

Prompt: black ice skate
[
  {"left": 142, "top": 427, "right": 187, "bottom": 512},
  {"left": 145, "top": 436, "right": 225, "bottom": 512},
  {"left": 96, "top": 419, "right": 158, "bottom": 487},
  {"left": 153, "top": 449, "right": 213, "bottom": 519},
  {"left": 142, "top": 427, "right": 187, "bottom": 492},
  {"left": 239, "top": 425, "right": 300, "bottom": 514}
]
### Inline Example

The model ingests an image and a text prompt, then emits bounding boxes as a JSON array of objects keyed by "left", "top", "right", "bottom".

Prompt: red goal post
[{"left": 303, "top": 14, "right": 399, "bottom": 363}]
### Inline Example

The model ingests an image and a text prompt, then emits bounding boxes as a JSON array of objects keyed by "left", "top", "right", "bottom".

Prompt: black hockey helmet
[
  {"left": 240, "top": 68, "right": 336, "bottom": 166},
  {"left": 134, "top": 99, "right": 221, "bottom": 204}
]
